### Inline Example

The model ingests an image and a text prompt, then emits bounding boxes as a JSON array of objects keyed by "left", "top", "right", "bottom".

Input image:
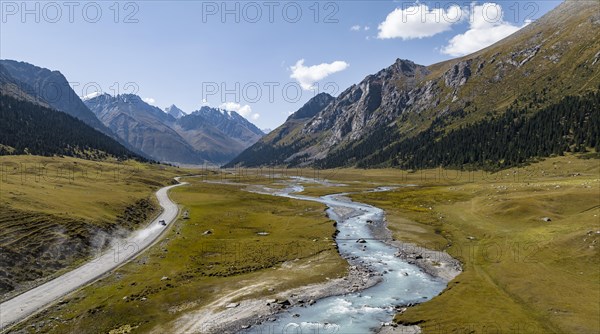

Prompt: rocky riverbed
[{"left": 169, "top": 181, "right": 462, "bottom": 334}]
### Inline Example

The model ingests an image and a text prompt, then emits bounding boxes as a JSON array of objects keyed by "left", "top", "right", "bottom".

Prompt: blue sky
[{"left": 1, "top": 0, "right": 562, "bottom": 129}]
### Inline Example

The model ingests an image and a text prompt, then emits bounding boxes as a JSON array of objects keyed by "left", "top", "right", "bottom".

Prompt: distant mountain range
[
  {"left": 226, "top": 0, "right": 600, "bottom": 169},
  {"left": 184, "top": 106, "right": 264, "bottom": 145},
  {"left": 84, "top": 95, "right": 264, "bottom": 164},
  {"left": 0, "top": 60, "right": 264, "bottom": 164},
  {"left": 0, "top": 63, "right": 144, "bottom": 161},
  {"left": 2, "top": 0, "right": 598, "bottom": 169},
  {"left": 0, "top": 60, "right": 152, "bottom": 160}
]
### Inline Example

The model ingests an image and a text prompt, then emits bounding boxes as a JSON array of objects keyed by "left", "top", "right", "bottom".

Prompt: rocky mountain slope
[
  {"left": 85, "top": 94, "right": 203, "bottom": 164},
  {"left": 227, "top": 0, "right": 600, "bottom": 169},
  {"left": 190, "top": 107, "right": 264, "bottom": 144},
  {"left": 85, "top": 95, "right": 264, "bottom": 164},
  {"left": 0, "top": 60, "right": 111, "bottom": 135},
  {"left": 0, "top": 60, "right": 151, "bottom": 160},
  {"left": 0, "top": 94, "right": 143, "bottom": 160},
  {"left": 0, "top": 64, "right": 50, "bottom": 107},
  {"left": 227, "top": 92, "right": 335, "bottom": 166}
]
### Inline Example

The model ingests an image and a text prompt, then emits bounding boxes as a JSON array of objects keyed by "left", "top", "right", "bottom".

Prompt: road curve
[{"left": 0, "top": 180, "right": 187, "bottom": 330}]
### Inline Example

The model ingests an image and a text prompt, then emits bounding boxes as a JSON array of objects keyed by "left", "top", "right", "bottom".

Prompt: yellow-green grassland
[{"left": 4, "top": 155, "right": 599, "bottom": 334}]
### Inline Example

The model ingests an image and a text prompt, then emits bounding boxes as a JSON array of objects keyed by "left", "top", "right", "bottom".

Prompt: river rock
[{"left": 277, "top": 299, "right": 291, "bottom": 307}]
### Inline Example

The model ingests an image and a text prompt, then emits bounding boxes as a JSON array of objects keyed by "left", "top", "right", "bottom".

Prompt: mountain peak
[
  {"left": 165, "top": 104, "right": 186, "bottom": 119},
  {"left": 287, "top": 93, "right": 334, "bottom": 121},
  {"left": 394, "top": 58, "right": 415, "bottom": 66},
  {"left": 187, "top": 106, "right": 264, "bottom": 136},
  {"left": 117, "top": 94, "right": 143, "bottom": 103},
  {"left": 217, "top": 108, "right": 232, "bottom": 117},
  {"left": 82, "top": 92, "right": 110, "bottom": 101},
  {"left": 228, "top": 0, "right": 600, "bottom": 168},
  {"left": 390, "top": 58, "right": 424, "bottom": 77}
]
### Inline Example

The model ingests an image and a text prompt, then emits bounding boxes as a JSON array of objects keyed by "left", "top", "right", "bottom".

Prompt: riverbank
[
  {"left": 362, "top": 199, "right": 462, "bottom": 282},
  {"left": 168, "top": 195, "right": 382, "bottom": 333},
  {"left": 347, "top": 158, "right": 600, "bottom": 334},
  {"left": 171, "top": 186, "right": 462, "bottom": 334},
  {"left": 170, "top": 264, "right": 382, "bottom": 333},
  {"left": 9, "top": 178, "right": 347, "bottom": 333},
  {"left": 333, "top": 193, "right": 462, "bottom": 334}
]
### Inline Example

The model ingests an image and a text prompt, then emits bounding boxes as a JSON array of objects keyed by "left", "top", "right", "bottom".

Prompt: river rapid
[{"left": 243, "top": 181, "right": 447, "bottom": 334}]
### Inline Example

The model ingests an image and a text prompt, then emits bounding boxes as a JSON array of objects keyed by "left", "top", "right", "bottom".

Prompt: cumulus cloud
[
  {"left": 377, "top": 4, "right": 463, "bottom": 40},
  {"left": 142, "top": 97, "right": 156, "bottom": 105},
  {"left": 350, "top": 25, "right": 361, "bottom": 31},
  {"left": 219, "top": 102, "right": 251, "bottom": 116},
  {"left": 442, "top": 3, "right": 529, "bottom": 57},
  {"left": 219, "top": 102, "right": 260, "bottom": 121},
  {"left": 290, "top": 59, "right": 349, "bottom": 90}
]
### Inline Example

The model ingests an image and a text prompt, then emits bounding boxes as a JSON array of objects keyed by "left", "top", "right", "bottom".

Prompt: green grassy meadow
[
  {"left": 345, "top": 157, "right": 599, "bottom": 334},
  {"left": 9, "top": 176, "right": 346, "bottom": 333},
  {"left": 0, "top": 156, "right": 182, "bottom": 298},
  {"left": 3, "top": 155, "right": 598, "bottom": 334}
]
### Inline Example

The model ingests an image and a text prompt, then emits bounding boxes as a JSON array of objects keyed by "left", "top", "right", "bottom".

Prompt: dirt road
[{"left": 0, "top": 180, "right": 187, "bottom": 330}]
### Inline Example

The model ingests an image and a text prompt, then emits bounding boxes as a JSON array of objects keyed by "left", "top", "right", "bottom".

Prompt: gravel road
[{"left": 0, "top": 180, "right": 187, "bottom": 330}]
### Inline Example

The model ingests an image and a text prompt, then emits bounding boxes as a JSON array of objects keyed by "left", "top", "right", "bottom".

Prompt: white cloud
[
  {"left": 364, "top": 26, "right": 370, "bottom": 31},
  {"left": 442, "top": 3, "right": 529, "bottom": 57},
  {"left": 142, "top": 97, "right": 156, "bottom": 105},
  {"left": 290, "top": 59, "right": 349, "bottom": 90},
  {"left": 219, "top": 102, "right": 260, "bottom": 121},
  {"left": 377, "top": 4, "right": 463, "bottom": 40},
  {"left": 219, "top": 102, "right": 251, "bottom": 116},
  {"left": 350, "top": 25, "right": 361, "bottom": 31}
]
